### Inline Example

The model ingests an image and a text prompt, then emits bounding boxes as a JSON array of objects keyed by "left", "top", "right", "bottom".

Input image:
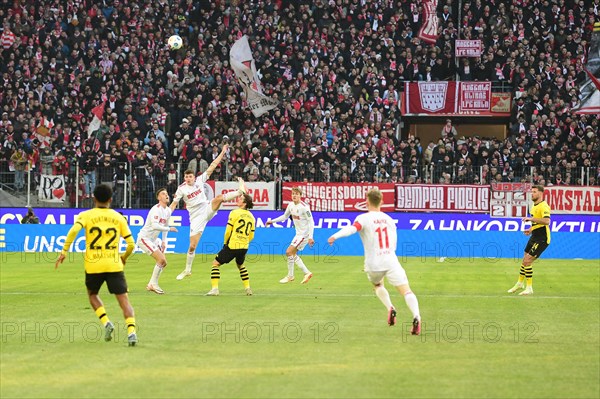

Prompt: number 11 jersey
[{"left": 353, "top": 211, "right": 399, "bottom": 272}]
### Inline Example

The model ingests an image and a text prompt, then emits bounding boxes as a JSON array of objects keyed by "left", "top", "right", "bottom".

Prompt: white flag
[
  {"left": 230, "top": 36, "right": 278, "bottom": 117},
  {"left": 573, "top": 22, "right": 600, "bottom": 115},
  {"left": 38, "top": 174, "right": 66, "bottom": 203}
]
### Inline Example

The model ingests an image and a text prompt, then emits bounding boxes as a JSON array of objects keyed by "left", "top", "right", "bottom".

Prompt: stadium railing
[{"left": 3, "top": 162, "right": 597, "bottom": 209}]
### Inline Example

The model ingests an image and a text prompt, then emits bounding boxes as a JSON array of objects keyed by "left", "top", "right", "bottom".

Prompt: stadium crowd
[{"left": 0, "top": 0, "right": 598, "bottom": 206}]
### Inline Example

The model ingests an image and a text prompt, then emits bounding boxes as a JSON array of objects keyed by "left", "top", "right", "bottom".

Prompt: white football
[{"left": 168, "top": 35, "right": 183, "bottom": 50}]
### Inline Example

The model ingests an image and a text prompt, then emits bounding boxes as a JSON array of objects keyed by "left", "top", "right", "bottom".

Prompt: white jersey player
[
  {"left": 137, "top": 188, "right": 178, "bottom": 294},
  {"left": 328, "top": 188, "right": 421, "bottom": 335},
  {"left": 266, "top": 187, "right": 314, "bottom": 284},
  {"left": 172, "top": 170, "right": 212, "bottom": 235},
  {"left": 170, "top": 144, "right": 247, "bottom": 280}
]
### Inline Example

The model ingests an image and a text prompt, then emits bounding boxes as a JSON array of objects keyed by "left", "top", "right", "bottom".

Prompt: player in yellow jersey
[
  {"left": 508, "top": 185, "right": 551, "bottom": 296},
  {"left": 205, "top": 192, "right": 255, "bottom": 296},
  {"left": 55, "top": 184, "right": 138, "bottom": 346}
]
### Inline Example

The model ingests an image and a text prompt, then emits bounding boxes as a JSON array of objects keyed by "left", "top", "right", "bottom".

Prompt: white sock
[
  {"left": 286, "top": 256, "right": 295, "bottom": 277},
  {"left": 294, "top": 255, "right": 310, "bottom": 274},
  {"left": 150, "top": 264, "right": 163, "bottom": 285},
  {"left": 404, "top": 291, "right": 420, "bottom": 319},
  {"left": 185, "top": 252, "right": 195, "bottom": 272},
  {"left": 375, "top": 285, "right": 393, "bottom": 309},
  {"left": 223, "top": 189, "right": 242, "bottom": 201}
]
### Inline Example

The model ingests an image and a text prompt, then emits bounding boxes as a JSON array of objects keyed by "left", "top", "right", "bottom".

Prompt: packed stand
[{"left": 0, "top": 0, "right": 598, "bottom": 208}]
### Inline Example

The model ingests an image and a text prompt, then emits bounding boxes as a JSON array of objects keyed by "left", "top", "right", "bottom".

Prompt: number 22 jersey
[{"left": 63, "top": 208, "right": 134, "bottom": 274}]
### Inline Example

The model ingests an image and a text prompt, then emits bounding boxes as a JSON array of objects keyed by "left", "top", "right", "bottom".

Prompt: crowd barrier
[{"left": 1, "top": 211, "right": 598, "bottom": 260}]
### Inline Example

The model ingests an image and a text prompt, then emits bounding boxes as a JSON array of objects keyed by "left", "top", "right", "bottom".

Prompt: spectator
[
  {"left": 21, "top": 207, "right": 40, "bottom": 224},
  {"left": 0, "top": 0, "right": 596, "bottom": 205},
  {"left": 40, "top": 147, "right": 54, "bottom": 176},
  {"left": 441, "top": 119, "right": 458, "bottom": 139},
  {"left": 10, "top": 148, "right": 27, "bottom": 192}
]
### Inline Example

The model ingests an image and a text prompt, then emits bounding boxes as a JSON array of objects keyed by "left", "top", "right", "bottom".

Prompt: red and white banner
[
  {"left": 455, "top": 40, "right": 482, "bottom": 57},
  {"left": 418, "top": 0, "right": 439, "bottom": 44},
  {"left": 395, "top": 185, "right": 489, "bottom": 212},
  {"left": 403, "top": 82, "right": 510, "bottom": 116},
  {"left": 544, "top": 186, "right": 600, "bottom": 214},
  {"left": 282, "top": 183, "right": 395, "bottom": 212},
  {"left": 459, "top": 82, "right": 491, "bottom": 112},
  {"left": 490, "top": 182, "right": 532, "bottom": 218},
  {"left": 407, "top": 82, "right": 455, "bottom": 113},
  {"left": 206, "top": 181, "right": 276, "bottom": 210}
]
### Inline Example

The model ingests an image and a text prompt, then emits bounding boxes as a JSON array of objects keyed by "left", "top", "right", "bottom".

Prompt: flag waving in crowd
[
  {"left": 87, "top": 101, "right": 106, "bottom": 138},
  {"left": 230, "top": 36, "right": 278, "bottom": 117},
  {"left": 573, "top": 22, "right": 600, "bottom": 115}
]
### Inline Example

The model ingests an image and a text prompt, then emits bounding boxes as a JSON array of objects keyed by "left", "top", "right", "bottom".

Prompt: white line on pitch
[{"left": 0, "top": 291, "right": 598, "bottom": 300}]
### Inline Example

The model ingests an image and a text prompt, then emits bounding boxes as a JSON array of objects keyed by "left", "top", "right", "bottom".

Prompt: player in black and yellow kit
[
  {"left": 55, "top": 184, "right": 138, "bottom": 346},
  {"left": 508, "top": 185, "right": 551, "bottom": 296},
  {"left": 205, "top": 193, "right": 255, "bottom": 296}
]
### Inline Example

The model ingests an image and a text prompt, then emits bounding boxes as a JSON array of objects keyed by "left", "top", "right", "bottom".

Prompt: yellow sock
[
  {"left": 518, "top": 264, "right": 526, "bottom": 284},
  {"left": 211, "top": 266, "right": 220, "bottom": 289},
  {"left": 95, "top": 306, "right": 110, "bottom": 326},
  {"left": 238, "top": 265, "right": 250, "bottom": 289},
  {"left": 125, "top": 317, "right": 136, "bottom": 335},
  {"left": 524, "top": 266, "right": 533, "bottom": 287}
]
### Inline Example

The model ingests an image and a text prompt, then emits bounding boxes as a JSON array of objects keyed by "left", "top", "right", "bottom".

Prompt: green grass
[{"left": 1, "top": 252, "right": 599, "bottom": 399}]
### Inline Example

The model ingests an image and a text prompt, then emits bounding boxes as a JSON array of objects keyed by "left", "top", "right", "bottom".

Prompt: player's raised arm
[
  {"left": 170, "top": 188, "right": 182, "bottom": 212},
  {"left": 206, "top": 143, "right": 229, "bottom": 179},
  {"left": 266, "top": 205, "right": 291, "bottom": 226}
]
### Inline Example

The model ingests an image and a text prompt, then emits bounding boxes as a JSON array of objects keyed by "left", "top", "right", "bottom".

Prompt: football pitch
[{"left": 1, "top": 252, "right": 598, "bottom": 399}]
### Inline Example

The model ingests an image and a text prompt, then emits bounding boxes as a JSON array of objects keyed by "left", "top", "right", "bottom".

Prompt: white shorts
[
  {"left": 189, "top": 206, "right": 218, "bottom": 236},
  {"left": 137, "top": 237, "right": 162, "bottom": 255},
  {"left": 366, "top": 266, "right": 409, "bottom": 287},
  {"left": 290, "top": 235, "right": 309, "bottom": 251}
]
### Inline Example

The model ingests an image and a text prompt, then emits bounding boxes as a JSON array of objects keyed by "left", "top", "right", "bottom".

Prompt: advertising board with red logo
[
  {"left": 544, "top": 186, "right": 600, "bottom": 215},
  {"left": 206, "top": 181, "right": 276, "bottom": 210},
  {"left": 402, "top": 82, "right": 510, "bottom": 117},
  {"left": 282, "top": 183, "right": 395, "bottom": 212}
]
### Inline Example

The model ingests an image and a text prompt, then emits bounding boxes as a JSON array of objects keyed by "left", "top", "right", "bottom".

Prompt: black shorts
[
  {"left": 85, "top": 271, "right": 128, "bottom": 295},
  {"left": 524, "top": 237, "right": 549, "bottom": 258},
  {"left": 215, "top": 246, "right": 248, "bottom": 266}
]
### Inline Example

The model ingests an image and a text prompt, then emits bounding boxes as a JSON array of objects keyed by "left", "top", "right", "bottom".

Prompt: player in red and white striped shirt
[
  {"left": 0, "top": 25, "right": 16, "bottom": 50},
  {"left": 328, "top": 188, "right": 421, "bottom": 335}
]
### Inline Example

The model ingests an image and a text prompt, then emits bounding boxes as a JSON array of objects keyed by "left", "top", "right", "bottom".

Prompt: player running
[{"left": 328, "top": 188, "right": 421, "bottom": 334}]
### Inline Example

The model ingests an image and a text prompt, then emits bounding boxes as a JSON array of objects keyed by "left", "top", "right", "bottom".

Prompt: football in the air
[{"left": 168, "top": 35, "right": 183, "bottom": 50}]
